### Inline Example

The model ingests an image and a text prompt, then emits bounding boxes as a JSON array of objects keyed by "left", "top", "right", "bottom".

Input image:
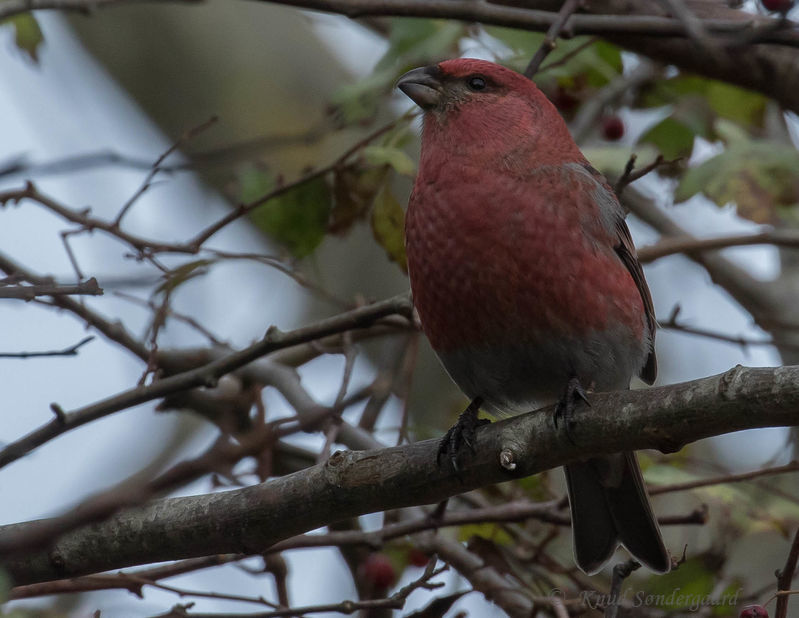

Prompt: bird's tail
[{"left": 564, "top": 452, "right": 670, "bottom": 574}]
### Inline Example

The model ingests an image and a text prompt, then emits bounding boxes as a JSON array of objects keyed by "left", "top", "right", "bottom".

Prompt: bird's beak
[{"left": 397, "top": 66, "right": 442, "bottom": 110}]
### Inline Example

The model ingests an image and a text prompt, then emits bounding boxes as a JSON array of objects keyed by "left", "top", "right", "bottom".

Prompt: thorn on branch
[{"left": 50, "top": 403, "right": 66, "bottom": 424}]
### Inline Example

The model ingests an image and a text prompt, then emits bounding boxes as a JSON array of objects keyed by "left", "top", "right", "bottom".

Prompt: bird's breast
[{"left": 405, "top": 161, "right": 648, "bottom": 403}]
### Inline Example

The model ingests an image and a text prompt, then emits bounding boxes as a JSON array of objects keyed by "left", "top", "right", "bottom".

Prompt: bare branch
[
  {"left": 0, "top": 251, "right": 149, "bottom": 360},
  {"left": 775, "top": 528, "right": 799, "bottom": 618},
  {"left": 0, "top": 294, "right": 412, "bottom": 470},
  {"left": 1, "top": 364, "right": 798, "bottom": 585},
  {"left": 8, "top": 556, "right": 238, "bottom": 600},
  {"left": 523, "top": 0, "right": 583, "bottom": 78},
  {"left": 147, "top": 561, "right": 445, "bottom": 617},
  {"left": 649, "top": 460, "right": 799, "bottom": 496},
  {"left": 638, "top": 229, "right": 799, "bottom": 263},
  {"left": 0, "top": 278, "right": 102, "bottom": 300},
  {"left": 4, "top": 0, "right": 797, "bottom": 45},
  {"left": 0, "top": 336, "right": 95, "bottom": 359},
  {"left": 113, "top": 116, "right": 218, "bottom": 227}
]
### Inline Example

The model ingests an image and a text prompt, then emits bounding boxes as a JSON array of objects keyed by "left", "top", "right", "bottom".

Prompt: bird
[{"left": 397, "top": 58, "right": 670, "bottom": 575}]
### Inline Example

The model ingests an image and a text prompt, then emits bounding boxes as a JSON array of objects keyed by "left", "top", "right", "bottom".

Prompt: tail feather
[{"left": 565, "top": 452, "right": 670, "bottom": 574}]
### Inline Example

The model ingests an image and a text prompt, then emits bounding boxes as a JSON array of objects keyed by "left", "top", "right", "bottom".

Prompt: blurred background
[{"left": 0, "top": 1, "right": 796, "bottom": 616}]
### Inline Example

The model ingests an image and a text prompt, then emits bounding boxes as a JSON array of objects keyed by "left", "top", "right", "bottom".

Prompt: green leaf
[
  {"left": 638, "top": 116, "right": 696, "bottom": 160},
  {"left": 370, "top": 186, "right": 407, "bottom": 273},
  {"left": 2, "top": 14, "right": 43, "bottom": 63},
  {"left": 638, "top": 75, "right": 766, "bottom": 129},
  {"left": 705, "top": 80, "right": 766, "bottom": 128},
  {"left": 457, "top": 523, "right": 513, "bottom": 545},
  {"left": 361, "top": 145, "right": 415, "bottom": 176},
  {"left": 675, "top": 140, "right": 799, "bottom": 223},
  {"left": 240, "top": 167, "right": 332, "bottom": 258}
]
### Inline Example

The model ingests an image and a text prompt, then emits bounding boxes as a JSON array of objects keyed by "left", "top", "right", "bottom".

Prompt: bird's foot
[
  {"left": 437, "top": 397, "right": 490, "bottom": 473},
  {"left": 554, "top": 376, "right": 591, "bottom": 445}
]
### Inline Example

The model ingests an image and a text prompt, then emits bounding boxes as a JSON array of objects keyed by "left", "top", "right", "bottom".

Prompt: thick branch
[
  {"left": 2, "top": 364, "right": 797, "bottom": 586},
  {"left": 1, "top": 1, "right": 797, "bottom": 112}
]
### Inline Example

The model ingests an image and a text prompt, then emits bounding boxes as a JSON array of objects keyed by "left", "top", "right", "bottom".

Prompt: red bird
[{"left": 398, "top": 58, "right": 670, "bottom": 575}]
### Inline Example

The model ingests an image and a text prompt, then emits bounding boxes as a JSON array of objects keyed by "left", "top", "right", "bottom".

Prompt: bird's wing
[
  {"left": 614, "top": 217, "right": 657, "bottom": 384},
  {"left": 576, "top": 163, "right": 657, "bottom": 384}
]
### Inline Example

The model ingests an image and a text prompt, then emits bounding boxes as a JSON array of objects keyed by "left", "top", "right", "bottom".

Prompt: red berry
[
  {"left": 601, "top": 115, "right": 625, "bottom": 141},
  {"left": 360, "top": 553, "right": 397, "bottom": 589},
  {"left": 761, "top": 0, "right": 793, "bottom": 12},
  {"left": 407, "top": 548, "right": 430, "bottom": 567},
  {"left": 740, "top": 605, "right": 769, "bottom": 618}
]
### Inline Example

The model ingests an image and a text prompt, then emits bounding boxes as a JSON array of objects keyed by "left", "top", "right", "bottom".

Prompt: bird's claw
[
  {"left": 437, "top": 397, "right": 489, "bottom": 474},
  {"left": 554, "top": 376, "right": 590, "bottom": 445}
]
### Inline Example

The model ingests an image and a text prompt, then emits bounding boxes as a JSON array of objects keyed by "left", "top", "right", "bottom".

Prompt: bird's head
[{"left": 397, "top": 58, "right": 581, "bottom": 167}]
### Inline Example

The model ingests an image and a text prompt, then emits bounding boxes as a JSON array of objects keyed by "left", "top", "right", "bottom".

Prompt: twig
[
  {"left": 649, "top": 460, "right": 799, "bottom": 495},
  {"left": 147, "top": 561, "right": 445, "bottom": 618},
  {"left": 523, "top": 0, "right": 583, "bottom": 78},
  {"left": 536, "top": 36, "right": 599, "bottom": 74},
  {"left": 113, "top": 291, "right": 227, "bottom": 347},
  {"left": 0, "top": 123, "right": 332, "bottom": 180},
  {"left": 639, "top": 229, "right": 799, "bottom": 263},
  {"left": 0, "top": 277, "right": 102, "bottom": 299},
  {"left": 775, "top": 527, "right": 799, "bottom": 618},
  {"left": 614, "top": 154, "right": 671, "bottom": 195},
  {"left": 9, "top": 555, "right": 240, "bottom": 600},
  {"left": 113, "top": 116, "right": 218, "bottom": 226},
  {"left": 0, "top": 336, "right": 95, "bottom": 359},
  {"left": 264, "top": 499, "right": 702, "bottom": 555},
  {"left": 0, "top": 251, "right": 149, "bottom": 361},
  {"left": 657, "top": 305, "right": 799, "bottom": 351}
]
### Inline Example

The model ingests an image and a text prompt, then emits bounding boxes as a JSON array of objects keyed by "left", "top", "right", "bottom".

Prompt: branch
[
  {"left": 622, "top": 188, "right": 781, "bottom": 326},
  {"left": 649, "top": 460, "right": 799, "bottom": 496},
  {"left": 2, "top": 364, "right": 798, "bottom": 586},
  {"left": 1, "top": 0, "right": 798, "bottom": 113},
  {"left": 149, "top": 561, "right": 444, "bottom": 618},
  {"left": 523, "top": 0, "right": 583, "bottom": 77},
  {"left": 638, "top": 229, "right": 799, "bottom": 264},
  {"left": 0, "top": 278, "right": 102, "bottom": 300},
  {"left": 0, "top": 336, "right": 95, "bottom": 359},
  {"left": 776, "top": 528, "right": 799, "bottom": 618},
  {"left": 0, "top": 251, "right": 149, "bottom": 361},
  {"left": 0, "top": 294, "right": 412, "bottom": 470},
  {"left": 9, "top": 0, "right": 792, "bottom": 45}
]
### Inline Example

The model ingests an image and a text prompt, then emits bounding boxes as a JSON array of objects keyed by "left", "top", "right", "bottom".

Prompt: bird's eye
[{"left": 467, "top": 76, "right": 487, "bottom": 91}]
